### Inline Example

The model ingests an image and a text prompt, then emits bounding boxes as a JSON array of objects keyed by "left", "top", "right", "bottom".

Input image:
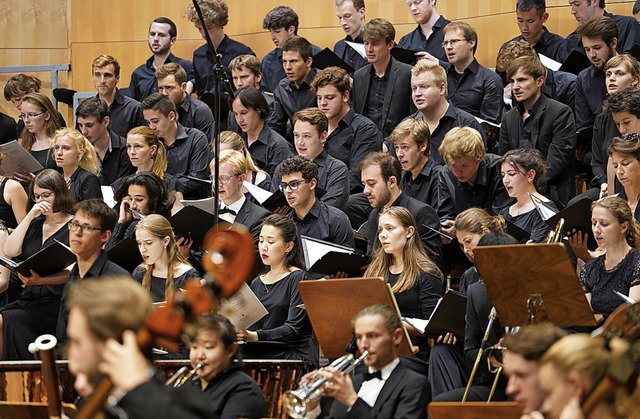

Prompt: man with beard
[
  {"left": 128, "top": 17, "right": 194, "bottom": 102},
  {"left": 398, "top": 0, "right": 449, "bottom": 63}
]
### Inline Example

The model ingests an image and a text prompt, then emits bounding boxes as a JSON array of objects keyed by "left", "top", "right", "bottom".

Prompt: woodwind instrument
[{"left": 28, "top": 334, "right": 63, "bottom": 419}]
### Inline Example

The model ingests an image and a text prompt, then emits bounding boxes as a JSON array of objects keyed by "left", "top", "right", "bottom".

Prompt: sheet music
[
  {"left": 538, "top": 53, "right": 561, "bottom": 71},
  {"left": 345, "top": 41, "right": 367, "bottom": 58},
  {"left": 473, "top": 115, "right": 500, "bottom": 128},
  {"left": 180, "top": 197, "right": 215, "bottom": 212},
  {"left": 101, "top": 186, "right": 116, "bottom": 208},
  {"left": 242, "top": 180, "right": 273, "bottom": 204},
  {"left": 300, "top": 235, "right": 353, "bottom": 268},
  {"left": 0, "top": 140, "right": 44, "bottom": 177},
  {"left": 219, "top": 282, "right": 268, "bottom": 330}
]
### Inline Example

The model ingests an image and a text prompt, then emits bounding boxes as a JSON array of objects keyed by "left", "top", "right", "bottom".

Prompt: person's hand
[
  {"left": 18, "top": 269, "right": 43, "bottom": 286},
  {"left": 118, "top": 196, "right": 133, "bottom": 224},
  {"left": 12, "top": 168, "right": 34, "bottom": 186},
  {"left": 436, "top": 332, "right": 457, "bottom": 345},
  {"left": 414, "top": 51, "right": 439, "bottom": 63},
  {"left": 329, "top": 271, "right": 349, "bottom": 279},
  {"left": 176, "top": 236, "right": 193, "bottom": 259},
  {"left": 272, "top": 205, "right": 290, "bottom": 215},
  {"left": 567, "top": 229, "right": 592, "bottom": 262},
  {"left": 99, "top": 330, "right": 151, "bottom": 392},
  {"left": 319, "top": 367, "right": 359, "bottom": 408},
  {"left": 599, "top": 182, "right": 608, "bottom": 199},
  {"left": 29, "top": 201, "right": 52, "bottom": 218},
  {"left": 236, "top": 329, "right": 259, "bottom": 342},
  {"left": 558, "top": 396, "right": 585, "bottom": 419},
  {"left": 441, "top": 220, "right": 455, "bottom": 244}
]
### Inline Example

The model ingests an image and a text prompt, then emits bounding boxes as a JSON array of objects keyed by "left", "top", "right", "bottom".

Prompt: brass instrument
[
  {"left": 283, "top": 351, "right": 369, "bottom": 419},
  {"left": 165, "top": 363, "right": 202, "bottom": 388},
  {"left": 545, "top": 217, "right": 565, "bottom": 243},
  {"left": 462, "top": 307, "right": 497, "bottom": 402},
  {"left": 485, "top": 345, "right": 507, "bottom": 402}
]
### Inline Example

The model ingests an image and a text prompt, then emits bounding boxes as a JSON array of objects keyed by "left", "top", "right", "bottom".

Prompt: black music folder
[
  {"left": 546, "top": 196, "right": 595, "bottom": 249},
  {"left": 391, "top": 46, "right": 418, "bottom": 65},
  {"left": 0, "top": 241, "right": 75, "bottom": 277},
  {"left": 558, "top": 49, "right": 590, "bottom": 75},
  {"left": 505, "top": 219, "right": 529, "bottom": 243},
  {"left": 404, "top": 291, "right": 467, "bottom": 341},
  {"left": 106, "top": 237, "right": 143, "bottom": 273},
  {"left": 300, "top": 235, "right": 369, "bottom": 277},
  {"left": 169, "top": 206, "right": 229, "bottom": 249},
  {"left": 313, "top": 47, "right": 355, "bottom": 74}
]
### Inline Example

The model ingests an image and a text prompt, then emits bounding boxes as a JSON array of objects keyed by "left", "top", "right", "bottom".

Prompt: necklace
[{"left": 264, "top": 282, "right": 275, "bottom": 293}]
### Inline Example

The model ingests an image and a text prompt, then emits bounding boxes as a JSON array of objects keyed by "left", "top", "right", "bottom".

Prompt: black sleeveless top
[{"left": 0, "top": 178, "right": 18, "bottom": 229}]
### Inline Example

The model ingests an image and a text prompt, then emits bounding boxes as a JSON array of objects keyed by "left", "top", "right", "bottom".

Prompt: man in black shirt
[
  {"left": 92, "top": 55, "right": 145, "bottom": 138},
  {"left": 333, "top": 0, "right": 368, "bottom": 72},
  {"left": 128, "top": 17, "right": 194, "bottom": 102},
  {"left": 502, "top": 0, "right": 569, "bottom": 63},
  {"left": 398, "top": 0, "right": 449, "bottom": 63},
  {"left": 76, "top": 97, "right": 134, "bottom": 186},
  {"left": 281, "top": 156, "right": 354, "bottom": 248},
  {"left": 55, "top": 199, "right": 130, "bottom": 356},
  {"left": 359, "top": 152, "right": 443, "bottom": 273},
  {"left": 272, "top": 108, "right": 350, "bottom": 210},
  {"left": 408, "top": 59, "right": 486, "bottom": 164},
  {"left": 268, "top": 36, "right": 318, "bottom": 141},
  {"left": 156, "top": 63, "right": 214, "bottom": 142},
  {"left": 575, "top": 16, "right": 618, "bottom": 131},
  {"left": 310, "top": 66, "right": 382, "bottom": 193},
  {"left": 390, "top": 118, "right": 441, "bottom": 211},
  {"left": 261, "top": 6, "right": 322, "bottom": 93},
  {"left": 352, "top": 18, "right": 415, "bottom": 137},
  {"left": 141, "top": 94, "right": 210, "bottom": 199},
  {"left": 443, "top": 21, "right": 503, "bottom": 125}
]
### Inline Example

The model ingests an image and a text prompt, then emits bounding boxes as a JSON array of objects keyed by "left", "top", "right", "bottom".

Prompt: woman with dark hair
[
  {"left": 236, "top": 214, "right": 317, "bottom": 366},
  {"left": 189, "top": 313, "right": 267, "bottom": 419},
  {"left": 15, "top": 93, "right": 63, "bottom": 184},
  {"left": 579, "top": 196, "right": 640, "bottom": 317},
  {"left": 53, "top": 128, "right": 103, "bottom": 202},
  {"left": 0, "top": 169, "right": 74, "bottom": 359},
  {"left": 107, "top": 172, "right": 175, "bottom": 249},
  {"left": 364, "top": 206, "right": 443, "bottom": 375},
  {"left": 0, "top": 149, "right": 28, "bottom": 229},
  {"left": 608, "top": 134, "right": 640, "bottom": 221},
  {"left": 133, "top": 214, "right": 198, "bottom": 302},
  {"left": 231, "top": 87, "right": 294, "bottom": 177},
  {"left": 499, "top": 148, "right": 555, "bottom": 242}
]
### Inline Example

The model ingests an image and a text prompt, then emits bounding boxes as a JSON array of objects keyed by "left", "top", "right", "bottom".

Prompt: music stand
[
  {"left": 297, "top": 277, "right": 416, "bottom": 358},
  {"left": 473, "top": 243, "right": 596, "bottom": 327},
  {"left": 429, "top": 401, "right": 521, "bottom": 419},
  {"left": 0, "top": 402, "right": 76, "bottom": 419}
]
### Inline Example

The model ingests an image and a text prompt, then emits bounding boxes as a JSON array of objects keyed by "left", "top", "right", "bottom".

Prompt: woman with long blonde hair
[
  {"left": 132, "top": 214, "right": 198, "bottom": 302},
  {"left": 53, "top": 128, "right": 102, "bottom": 202}
]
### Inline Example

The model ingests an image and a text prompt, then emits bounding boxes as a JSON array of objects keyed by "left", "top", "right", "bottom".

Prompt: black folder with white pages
[
  {"left": 0, "top": 240, "right": 75, "bottom": 277},
  {"left": 403, "top": 290, "right": 467, "bottom": 340},
  {"left": 300, "top": 235, "right": 369, "bottom": 277}
]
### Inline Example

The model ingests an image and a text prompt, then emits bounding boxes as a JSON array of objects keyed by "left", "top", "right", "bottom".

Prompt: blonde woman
[
  {"left": 132, "top": 214, "right": 198, "bottom": 302},
  {"left": 218, "top": 130, "right": 271, "bottom": 190},
  {"left": 53, "top": 128, "right": 102, "bottom": 202}
]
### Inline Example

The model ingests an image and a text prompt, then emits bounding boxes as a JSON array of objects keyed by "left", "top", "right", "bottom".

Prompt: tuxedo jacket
[
  {"left": 352, "top": 58, "right": 416, "bottom": 137},
  {"left": 499, "top": 94, "right": 576, "bottom": 207},
  {"left": 328, "top": 361, "right": 429, "bottom": 419}
]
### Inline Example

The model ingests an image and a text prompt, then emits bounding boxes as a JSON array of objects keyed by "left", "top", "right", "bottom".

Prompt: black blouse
[{"left": 132, "top": 266, "right": 199, "bottom": 302}]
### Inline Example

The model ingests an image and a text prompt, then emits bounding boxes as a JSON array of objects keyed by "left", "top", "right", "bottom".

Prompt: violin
[{"left": 75, "top": 224, "right": 255, "bottom": 419}]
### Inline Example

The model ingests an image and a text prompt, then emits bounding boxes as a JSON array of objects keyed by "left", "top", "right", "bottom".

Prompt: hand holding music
[
  {"left": 236, "top": 328, "right": 258, "bottom": 342},
  {"left": 18, "top": 269, "right": 43, "bottom": 286},
  {"left": 12, "top": 167, "right": 34, "bottom": 186},
  {"left": 99, "top": 330, "right": 151, "bottom": 392},
  {"left": 176, "top": 236, "right": 193, "bottom": 259},
  {"left": 414, "top": 51, "right": 439, "bottom": 63},
  {"left": 436, "top": 332, "right": 457, "bottom": 345}
]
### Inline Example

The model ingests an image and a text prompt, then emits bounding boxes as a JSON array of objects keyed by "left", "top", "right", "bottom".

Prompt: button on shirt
[
  {"left": 365, "top": 64, "right": 391, "bottom": 131},
  {"left": 358, "top": 358, "right": 400, "bottom": 407},
  {"left": 446, "top": 59, "right": 503, "bottom": 125}
]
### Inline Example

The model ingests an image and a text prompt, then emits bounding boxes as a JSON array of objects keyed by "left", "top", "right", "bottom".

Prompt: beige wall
[{"left": 0, "top": 1, "right": 636, "bottom": 120}]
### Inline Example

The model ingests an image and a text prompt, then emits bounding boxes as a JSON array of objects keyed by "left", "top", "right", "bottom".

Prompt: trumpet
[
  {"left": 545, "top": 217, "right": 565, "bottom": 243},
  {"left": 283, "top": 351, "right": 369, "bottom": 419},
  {"left": 165, "top": 363, "right": 202, "bottom": 387}
]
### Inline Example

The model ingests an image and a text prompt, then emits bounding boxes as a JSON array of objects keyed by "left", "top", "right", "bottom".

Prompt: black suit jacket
[
  {"left": 328, "top": 361, "right": 429, "bottom": 419},
  {"left": 352, "top": 58, "right": 416, "bottom": 137},
  {"left": 234, "top": 198, "right": 270, "bottom": 241},
  {"left": 499, "top": 94, "right": 576, "bottom": 207}
]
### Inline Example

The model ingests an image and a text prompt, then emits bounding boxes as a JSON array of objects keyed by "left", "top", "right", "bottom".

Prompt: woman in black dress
[
  {"left": 0, "top": 169, "right": 74, "bottom": 359},
  {"left": 53, "top": 128, "right": 102, "bottom": 202},
  {"left": 236, "top": 214, "right": 317, "bottom": 367}
]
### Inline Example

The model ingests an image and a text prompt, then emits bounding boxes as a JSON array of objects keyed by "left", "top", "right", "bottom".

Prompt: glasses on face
[
  {"left": 279, "top": 179, "right": 310, "bottom": 191},
  {"left": 32, "top": 192, "right": 54, "bottom": 201},
  {"left": 211, "top": 174, "right": 239, "bottom": 184},
  {"left": 68, "top": 220, "right": 102, "bottom": 234},
  {"left": 623, "top": 133, "right": 640, "bottom": 142},
  {"left": 19, "top": 111, "right": 45, "bottom": 121},
  {"left": 441, "top": 39, "right": 465, "bottom": 48}
]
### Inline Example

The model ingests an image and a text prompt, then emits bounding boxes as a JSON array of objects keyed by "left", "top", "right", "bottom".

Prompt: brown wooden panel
[{"left": 429, "top": 401, "right": 521, "bottom": 419}]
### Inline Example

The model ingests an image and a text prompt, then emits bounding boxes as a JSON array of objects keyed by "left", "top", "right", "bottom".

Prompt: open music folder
[
  {"left": 300, "top": 235, "right": 369, "bottom": 277},
  {"left": 404, "top": 290, "right": 467, "bottom": 340},
  {"left": 0, "top": 240, "right": 75, "bottom": 277}
]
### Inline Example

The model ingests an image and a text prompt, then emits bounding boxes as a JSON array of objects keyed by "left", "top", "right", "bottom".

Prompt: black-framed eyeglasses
[
  {"left": 622, "top": 133, "right": 640, "bottom": 142},
  {"left": 68, "top": 220, "right": 102, "bottom": 234},
  {"left": 279, "top": 179, "right": 310, "bottom": 191},
  {"left": 19, "top": 111, "right": 45, "bottom": 121},
  {"left": 32, "top": 192, "right": 54, "bottom": 201}
]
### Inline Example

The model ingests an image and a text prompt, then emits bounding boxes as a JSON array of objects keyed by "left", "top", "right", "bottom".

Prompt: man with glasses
[
  {"left": 280, "top": 155, "right": 354, "bottom": 248},
  {"left": 565, "top": 0, "right": 640, "bottom": 54},
  {"left": 442, "top": 21, "right": 503, "bottom": 125},
  {"left": 272, "top": 108, "right": 350, "bottom": 211},
  {"left": 55, "top": 199, "right": 129, "bottom": 357},
  {"left": 140, "top": 94, "right": 210, "bottom": 199},
  {"left": 398, "top": 0, "right": 449, "bottom": 63},
  {"left": 352, "top": 18, "right": 415, "bottom": 137}
]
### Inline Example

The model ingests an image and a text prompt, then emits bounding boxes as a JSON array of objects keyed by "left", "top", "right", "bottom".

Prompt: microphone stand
[{"left": 190, "top": 0, "right": 236, "bottom": 224}]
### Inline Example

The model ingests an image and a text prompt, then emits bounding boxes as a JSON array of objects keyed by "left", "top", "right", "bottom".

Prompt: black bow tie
[
  {"left": 363, "top": 371, "right": 382, "bottom": 381},
  {"left": 219, "top": 207, "right": 237, "bottom": 216}
]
